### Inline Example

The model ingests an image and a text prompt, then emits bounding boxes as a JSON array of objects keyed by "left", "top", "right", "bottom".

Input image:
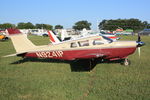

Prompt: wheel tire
[
  {"left": 121, "top": 59, "right": 131, "bottom": 66},
  {"left": 5, "top": 37, "right": 9, "bottom": 40}
]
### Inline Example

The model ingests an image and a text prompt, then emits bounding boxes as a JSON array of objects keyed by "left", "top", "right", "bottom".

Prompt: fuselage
[{"left": 22, "top": 36, "right": 137, "bottom": 61}]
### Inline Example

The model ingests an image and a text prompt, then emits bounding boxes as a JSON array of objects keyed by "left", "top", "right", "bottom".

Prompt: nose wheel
[{"left": 121, "top": 58, "right": 131, "bottom": 66}]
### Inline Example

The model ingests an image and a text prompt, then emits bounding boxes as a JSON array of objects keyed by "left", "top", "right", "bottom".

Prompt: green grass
[{"left": 0, "top": 35, "right": 150, "bottom": 100}]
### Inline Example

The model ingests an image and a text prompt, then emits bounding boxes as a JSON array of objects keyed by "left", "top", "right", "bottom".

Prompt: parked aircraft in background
[
  {"left": 100, "top": 31, "right": 120, "bottom": 40},
  {"left": 0, "top": 30, "right": 9, "bottom": 41},
  {"left": 4, "top": 28, "right": 145, "bottom": 70},
  {"left": 47, "top": 29, "right": 120, "bottom": 45},
  {"left": 139, "top": 29, "right": 150, "bottom": 36}
]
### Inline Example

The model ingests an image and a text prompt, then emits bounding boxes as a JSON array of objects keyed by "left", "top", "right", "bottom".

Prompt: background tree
[
  {"left": 143, "top": 21, "right": 150, "bottom": 28},
  {"left": 17, "top": 22, "right": 25, "bottom": 29},
  {"left": 42, "top": 24, "right": 53, "bottom": 30},
  {"left": 35, "top": 24, "right": 43, "bottom": 29},
  {"left": 25, "top": 22, "right": 35, "bottom": 29},
  {"left": 0, "top": 23, "right": 15, "bottom": 29},
  {"left": 147, "top": 24, "right": 150, "bottom": 28},
  {"left": 73, "top": 20, "right": 91, "bottom": 30},
  {"left": 0, "top": 24, "right": 2, "bottom": 29},
  {"left": 35, "top": 24, "right": 53, "bottom": 30},
  {"left": 17, "top": 22, "right": 35, "bottom": 29},
  {"left": 55, "top": 25, "right": 63, "bottom": 29},
  {"left": 98, "top": 18, "right": 148, "bottom": 32}
]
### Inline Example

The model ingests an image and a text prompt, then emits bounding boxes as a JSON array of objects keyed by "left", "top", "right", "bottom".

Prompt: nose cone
[{"left": 136, "top": 41, "right": 145, "bottom": 47}]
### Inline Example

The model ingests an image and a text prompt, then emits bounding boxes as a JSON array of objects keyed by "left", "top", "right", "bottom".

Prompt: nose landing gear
[{"left": 121, "top": 58, "right": 131, "bottom": 66}]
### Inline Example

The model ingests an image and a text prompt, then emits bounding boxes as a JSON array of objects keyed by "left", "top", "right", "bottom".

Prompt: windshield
[
  {"left": 102, "top": 36, "right": 113, "bottom": 43},
  {"left": 100, "top": 32, "right": 114, "bottom": 35}
]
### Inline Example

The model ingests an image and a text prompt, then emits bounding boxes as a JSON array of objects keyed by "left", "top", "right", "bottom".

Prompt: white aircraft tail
[
  {"left": 6, "top": 28, "right": 37, "bottom": 53},
  {"left": 47, "top": 30, "right": 61, "bottom": 44}
]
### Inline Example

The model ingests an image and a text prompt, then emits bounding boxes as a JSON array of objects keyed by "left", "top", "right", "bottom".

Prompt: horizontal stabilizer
[
  {"left": 7, "top": 28, "right": 22, "bottom": 35},
  {"left": 3, "top": 52, "right": 26, "bottom": 57}
]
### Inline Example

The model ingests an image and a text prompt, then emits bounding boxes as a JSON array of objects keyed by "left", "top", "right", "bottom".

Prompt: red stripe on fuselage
[
  {"left": 101, "top": 47, "right": 136, "bottom": 59},
  {"left": 24, "top": 47, "right": 136, "bottom": 61},
  {"left": 108, "top": 36, "right": 117, "bottom": 39}
]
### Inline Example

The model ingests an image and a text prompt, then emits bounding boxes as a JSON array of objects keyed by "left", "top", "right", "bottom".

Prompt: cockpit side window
[
  {"left": 78, "top": 40, "right": 89, "bottom": 47},
  {"left": 93, "top": 40, "right": 104, "bottom": 45},
  {"left": 70, "top": 42, "right": 77, "bottom": 48}
]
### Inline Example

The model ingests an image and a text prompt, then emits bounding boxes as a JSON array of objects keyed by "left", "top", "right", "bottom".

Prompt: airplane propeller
[
  {"left": 136, "top": 33, "right": 145, "bottom": 58},
  {"left": 137, "top": 33, "right": 141, "bottom": 42}
]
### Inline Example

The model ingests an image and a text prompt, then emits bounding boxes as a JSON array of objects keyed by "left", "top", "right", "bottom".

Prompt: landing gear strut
[
  {"left": 89, "top": 59, "right": 98, "bottom": 70},
  {"left": 71, "top": 58, "right": 98, "bottom": 71},
  {"left": 121, "top": 58, "right": 131, "bottom": 66}
]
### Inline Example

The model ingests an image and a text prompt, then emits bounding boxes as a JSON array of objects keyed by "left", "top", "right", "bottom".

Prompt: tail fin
[
  {"left": 47, "top": 30, "right": 61, "bottom": 44},
  {"left": 6, "top": 28, "right": 36, "bottom": 53}
]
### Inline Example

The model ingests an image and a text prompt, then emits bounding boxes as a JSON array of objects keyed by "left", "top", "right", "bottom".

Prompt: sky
[{"left": 0, "top": 0, "right": 150, "bottom": 30}]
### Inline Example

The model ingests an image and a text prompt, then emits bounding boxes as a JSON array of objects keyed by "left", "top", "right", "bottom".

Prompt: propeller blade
[
  {"left": 138, "top": 47, "right": 141, "bottom": 58},
  {"left": 138, "top": 33, "right": 141, "bottom": 42}
]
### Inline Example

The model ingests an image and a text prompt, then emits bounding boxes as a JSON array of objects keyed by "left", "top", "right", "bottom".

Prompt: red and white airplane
[{"left": 5, "top": 28, "right": 145, "bottom": 70}]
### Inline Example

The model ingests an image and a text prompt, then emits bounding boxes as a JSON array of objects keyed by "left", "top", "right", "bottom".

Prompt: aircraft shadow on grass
[{"left": 10, "top": 58, "right": 121, "bottom": 72}]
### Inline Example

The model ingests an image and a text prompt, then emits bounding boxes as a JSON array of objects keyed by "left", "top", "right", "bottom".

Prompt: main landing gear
[
  {"left": 121, "top": 58, "right": 131, "bottom": 66},
  {"left": 89, "top": 59, "right": 99, "bottom": 70},
  {"left": 71, "top": 58, "right": 99, "bottom": 71},
  {"left": 79, "top": 59, "right": 98, "bottom": 71}
]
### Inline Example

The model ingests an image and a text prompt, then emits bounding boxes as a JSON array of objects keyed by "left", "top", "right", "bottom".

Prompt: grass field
[{"left": 0, "top": 35, "right": 150, "bottom": 100}]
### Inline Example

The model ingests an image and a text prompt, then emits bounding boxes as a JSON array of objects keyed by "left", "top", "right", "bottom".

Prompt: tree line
[
  {"left": 98, "top": 18, "right": 150, "bottom": 32},
  {"left": 0, "top": 22, "right": 63, "bottom": 30},
  {"left": 0, "top": 18, "right": 149, "bottom": 32}
]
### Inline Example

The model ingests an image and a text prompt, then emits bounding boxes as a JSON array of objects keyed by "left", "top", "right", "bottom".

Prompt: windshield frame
[{"left": 102, "top": 36, "right": 113, "bottom": 43}]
